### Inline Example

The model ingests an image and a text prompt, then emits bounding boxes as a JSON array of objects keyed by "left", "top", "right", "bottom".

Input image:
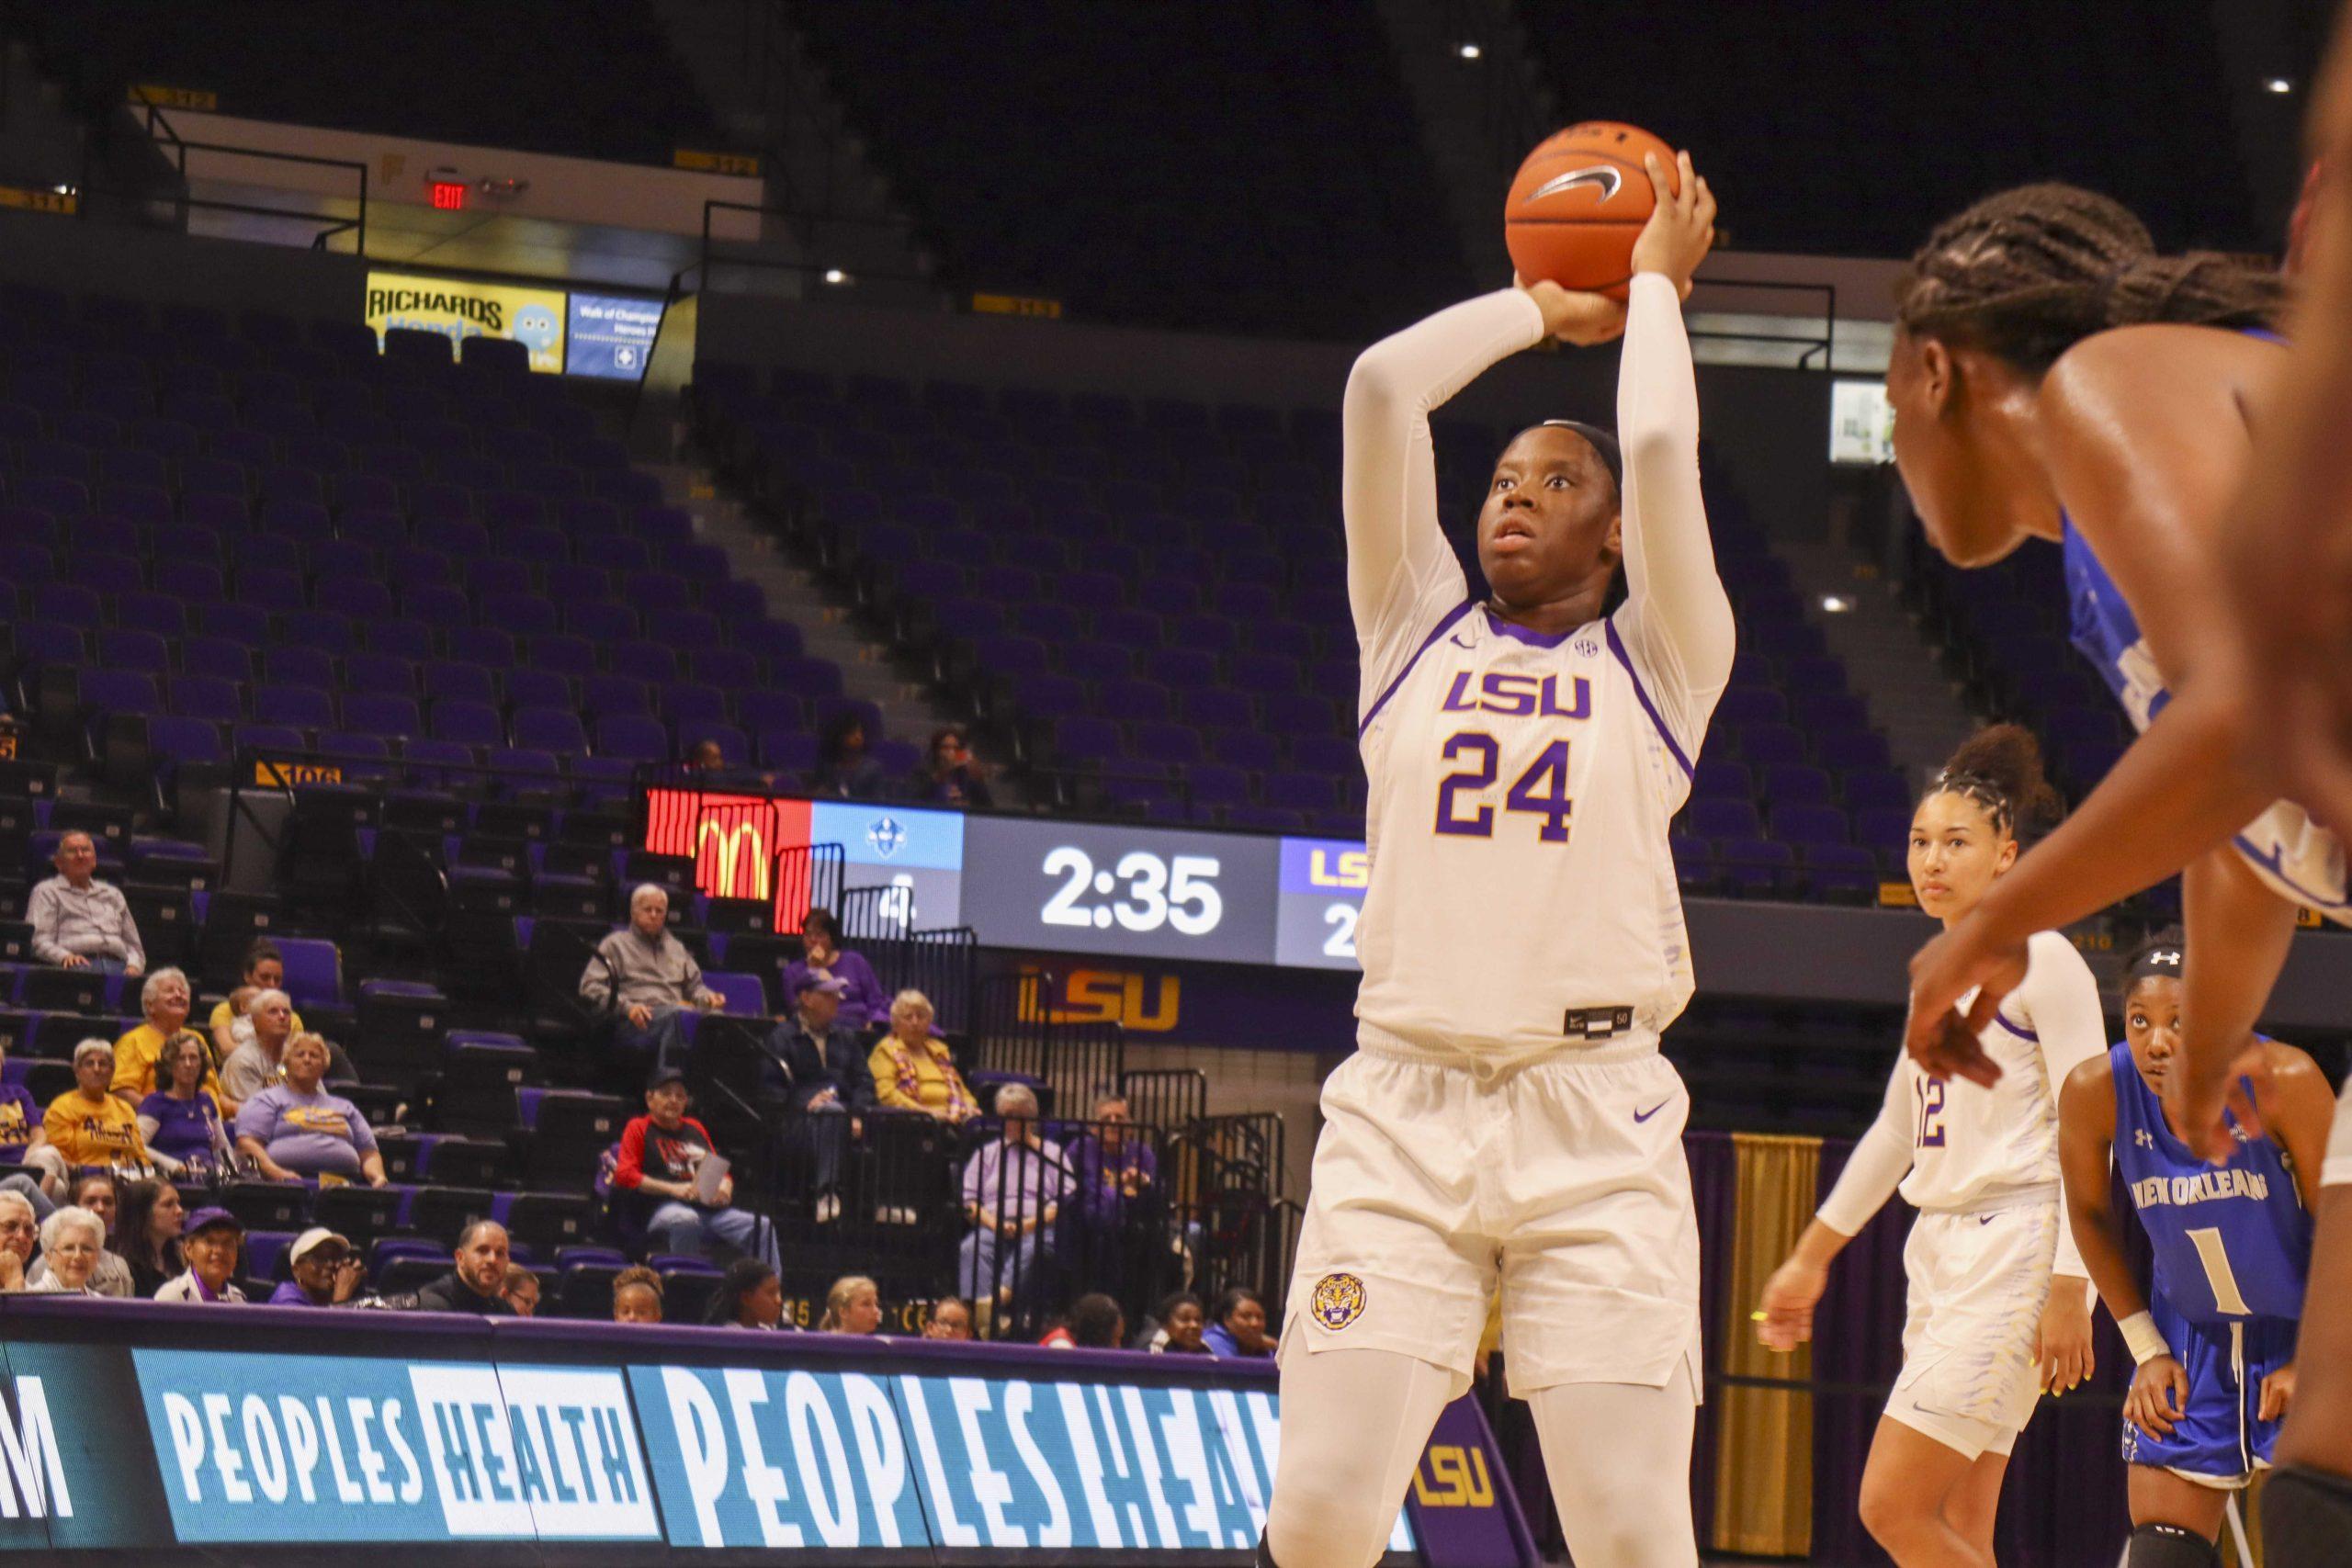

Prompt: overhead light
[
  {"left": 51, "top": 184, "right": 73, "bottom": 195},
  {"left": 2266, "top": 77, "right": 2293, "bottom": 94},
  {"left": 822, "top": 268, "right": 849, "bottom": 285},
  {"left": 1456, "top": 41, "right": 1482, "bottom": 59},
  {"left": 1819, "top": 594, "right": 1852, "bottom": 614}
]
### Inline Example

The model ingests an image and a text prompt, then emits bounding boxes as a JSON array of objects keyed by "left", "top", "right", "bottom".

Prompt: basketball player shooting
[{"left": 1260, "top": 152, "right": 1723, "bottom": 1568}]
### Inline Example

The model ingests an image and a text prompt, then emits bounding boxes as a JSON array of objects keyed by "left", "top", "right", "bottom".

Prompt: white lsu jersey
[{"left": 1352, "top": 597, "right": 1703, "bottom": 1063}]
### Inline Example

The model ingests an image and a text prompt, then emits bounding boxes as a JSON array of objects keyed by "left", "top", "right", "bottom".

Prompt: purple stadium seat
[
  {"left": 1815, "top": 729, "right": 1891, "bottom": 772},
  {"left": 1692, "top": 760, "right": 1752, "bottom": 800},
  {"left": 512, "top": 707, "right": 589, "bottom": 754},
  {"left": 526, "top": 636, "right": 597, "bottom": 677},
  {"left": 342, "top": 694, "right": 421, "bottom": 740},
  {"left": 1762, "top": 764, "right": 1834, "bottom": 806},
  {"left": 253, "top": 683, "right": 334, "bottom": 729},
  {"left": 1689, "top": 798, "right": 1761, "bottom": 840},
  {"left": 593, "top": 716, "right": 668, "bottom": 762},
  {"left": 276, "top": 609, "right": 354, "bottom": 656},
  {"left": 96, "top": 628, "right": 171, "bottom": 674},
  {"left": 1735, "top": 725, "right": 1807, "bottom": 766},
  {"left": 429, "top": 700, "right": 504, "bottom": 749},
  {"left": 365, "top": 620, "right": 435, "bottom": 660},
  {"left": 445, "top": 626, "right": 518, "bottom": 668},
  {"left": 481, "top": 593, "right": 560, "bottom": 636},
  {"left": 564, "top": 601, "right": 639, "bottom": 643},
  {"left": 168, "top": 675, "right": 244, "bottom": 724},
  {"left": 259, "top": 647, "right": 336, "bottom": 690},
  {"left": 147, "top": 716, "right": 225, "bottom": 769},
  {"left": 1856, "top": 807, "right": 1915, "bottom": 853},
  {"left": 275, "top": 937, "right": 344, "bottom": 1007},
  {"left": 422, "top": 661, "right": 498, "bottom": 707},
  {"left": 1769, "top": 803, "right": 1849, "bottom": 846},
  {"left": 581, "top": 676, "right": 651, "bottom": 719}
]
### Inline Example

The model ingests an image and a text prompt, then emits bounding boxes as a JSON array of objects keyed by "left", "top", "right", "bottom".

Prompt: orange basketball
[{"left": 1504, "top": 121, "right": 1678, "bottom": 299}]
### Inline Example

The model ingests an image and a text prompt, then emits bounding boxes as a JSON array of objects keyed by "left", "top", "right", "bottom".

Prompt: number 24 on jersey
[{"left": 1435, "top": 735, "right": 1575, "bottom": 842}]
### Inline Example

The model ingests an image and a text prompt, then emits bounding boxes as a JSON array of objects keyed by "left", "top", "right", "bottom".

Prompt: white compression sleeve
[
  {"left": 1815, "top": 1058, "right": 1917, "bottom": 1237},
  {"left": 1264, "top": 1347, "right": 1460, "bottom": 1568},
  {"left": 1611, "top": 271, "right": 1736, "bottom": 746},
  {"left": 2022, "top": 932, "right": 2110, "bottom": 1282},
  {"left": 1528, "top": 1359, "right": 1700, "bottom": 1568}
]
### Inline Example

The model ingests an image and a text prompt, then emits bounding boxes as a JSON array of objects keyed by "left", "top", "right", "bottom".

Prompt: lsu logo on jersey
[
  {"left": 1310, "top": 1272, "right": 1367, "bottom": 1331},
  {"left": 1438, "top": 671, "right": 1591, "bottom": 719}
]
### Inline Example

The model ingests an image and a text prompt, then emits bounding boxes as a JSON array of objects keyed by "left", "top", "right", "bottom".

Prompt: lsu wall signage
[
  {"left": 1012, "top": 967, "right": 1182, "bottom": 1032},
  {"left": 365, "top": 269, "right": 568, "bottom": 373}
]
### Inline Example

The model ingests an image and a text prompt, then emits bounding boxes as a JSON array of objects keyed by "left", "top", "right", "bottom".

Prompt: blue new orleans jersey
[{"left": 2111, "top": 1041, "right": 2311, "bottom": 1324}]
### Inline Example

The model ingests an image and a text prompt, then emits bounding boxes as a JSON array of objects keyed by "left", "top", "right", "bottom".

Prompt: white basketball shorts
[
  {"left": 1884, "top": 1200, "right": 2060, "bottom": 1461},
  {"left": 2235, "top": 799, "right": 2349, "bottom": 926},
  {"left": 1280, "top": 1040, "right": 1702, "bottom": 1403}
]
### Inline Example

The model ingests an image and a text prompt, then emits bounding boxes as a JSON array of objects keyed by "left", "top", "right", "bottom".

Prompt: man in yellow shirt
[
  {"left": 111, "top": 968, "right": 232, "bottom": 1111},
  {"left": 46, "top": 1040, "right": 150, "bottom": 1168}
]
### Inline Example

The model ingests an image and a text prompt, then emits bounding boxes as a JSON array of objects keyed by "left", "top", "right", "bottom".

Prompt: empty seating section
[
  {"left": 693, "top": 361, "right": 1903, "bottom": 902},
  {"left": 790, "top": 1, "right": 1472, "bottom": 336},
  {"left": 0, "top": 283, "right": 856, "bottom": 804},
  {"left": 1517, "top": 0, "right": 2256, "bottom": 255},
  {"left": 23, "top": 0, "right": 727, "bottom": 167}
]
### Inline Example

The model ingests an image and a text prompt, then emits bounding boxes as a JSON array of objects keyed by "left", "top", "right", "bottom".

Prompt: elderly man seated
[
  {"left": 28, "top": 831, "right": 142, "bottom": 976},
  {"left": 957, "top": 1083, "right": 1069, "bottom": 1312},
  {"left": 579, "top": 885, "right": 723, "bottom": 1077}
]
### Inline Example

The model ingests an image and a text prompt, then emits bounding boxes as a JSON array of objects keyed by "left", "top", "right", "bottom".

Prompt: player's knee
[
  {"left": 1857, "top": 1472, "right": 1928, "bottom": 1552},
  {"left": 1263, "top": 1464, "right": 1394, "bottom": 1568},
  {"left": 2262, "top": 1464, "right": 2352, "bottom": 1566},
  {"left": 2124, "top": 1522, "right": 2216, "bottom": 1567}
]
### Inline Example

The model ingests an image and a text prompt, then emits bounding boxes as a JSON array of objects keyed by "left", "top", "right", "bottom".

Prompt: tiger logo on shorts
[{"left": 1310, "top": 1272, "right": 1367, "bottom": 1331}]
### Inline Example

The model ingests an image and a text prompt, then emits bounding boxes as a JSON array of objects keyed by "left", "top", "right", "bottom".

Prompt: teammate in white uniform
[
  {"left": 1261, "top": 152, "right": 1724, "bottom": 1568},
  {"left": 1757, "top": 726, "right": 2105, "bottom": 1568}
]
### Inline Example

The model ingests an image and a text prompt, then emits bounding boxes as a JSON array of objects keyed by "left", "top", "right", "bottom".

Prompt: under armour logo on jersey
[
  {"left": 1530, "top": 165, "right": 1623, "bottom": 204},
  {"left": 2133, "top": 1129, "right": 2155, "bottom": 1149},
  {"left": 2146, "top": 950, "right": 2182, "bottom": 968}
]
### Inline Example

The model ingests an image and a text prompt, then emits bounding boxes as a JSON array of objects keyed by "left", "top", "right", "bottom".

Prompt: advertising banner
[
  {"left": 364, "top": 269, "right": 569, "bottom": 372},
  {"left": 568, "top": 291, "right": 665, "bottom": 380}
]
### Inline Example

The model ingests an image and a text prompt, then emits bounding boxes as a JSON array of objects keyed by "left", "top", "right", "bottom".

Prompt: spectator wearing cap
[
  {"left": 957, "top": 1083, "right": 1067, "bottom": 1310},
  {"left": 611, "top": 1265, "right": 664, "bottom": 1325},
  {"left": 0, "top": 1034, "right": 67, "bottom": 1199},
  {"left": 154, "top": 1207, "right": 248, "bottom": 1303},
  {"left": 267, "top": 1228, "right": 364, "bottom": 1307},
  {"left": 113, "top": 968, "right": 232, "bottom": 1112},
  {"left": 138, "top": 1032, "right": 233, "bottom": 1177},
  {"left": 28, "top": 1206, "right": 107, "bottom": 1295},
  {"left": 0, "top": 1190, "right": 37, "bottom": 1292},
  {"left": 28, "top": 831, "right": 142, "bottom": 976},
  {"left": 580, "top": 886, "right": 723, "bottom": 1077},
  {"left": 209, "top": 941, "right": 305, "bottom": 1064},
  {"left": 43, "top": 1039, "right": 149, "bottom": 1168},
  {"left": 26, "top": 1171, "right": 133, "bottom": 1296},
  {"left": 233, "top": 1033, "right": 387, "bottom": 1185},
  {"left": 116, "top": 1179, "right": 185, "bottom": 1298},
  {"left": 782, "top": 908, "right": 888, "bottom": 1033},
  {"left": 870, "top": 990, "right": 979, "bottom": 1123},
  {"left": 765, "top": 973, "right": 871, "bottom": 1223},
  {"left": 405, "top": 1221, "right": 514, "bottom": 1314},
  {"left": 613, "top": 1066, "right": 779, "bottom": 1269},
  {"left": 503, "top": 1265, "right": 540, "bottom": 1317}
]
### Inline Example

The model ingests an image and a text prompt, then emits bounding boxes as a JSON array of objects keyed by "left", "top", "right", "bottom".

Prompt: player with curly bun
[{"left": 1757, "top": 726, "right": 2107, "bottom": 1568}]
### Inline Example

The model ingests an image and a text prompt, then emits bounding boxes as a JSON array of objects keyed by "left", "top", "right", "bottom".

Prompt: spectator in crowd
[
  {"left": 909, "top": 725, "right": 994, "bottom": 808},
  {"left": 0, "top": 1190, "right": 37, "bottom": 1292},
  {"left": 765, "top": 974, "right": 871, "bottom": 1222},
  {"left": 811, "top": 712, "right": 887, "bottom": 799},
  {"left": 871, "top": 990, "right": 979, "bottom": 1123},
  {"left": 819, "top": 1274, "right": 882, "bottom": 1334},
  {"left": 209, "top": 940, "right": 304, "bottom": 1063},
  {"left": 782, "top": 908, "right": 888, "bottom": 1033},
  {"left": 1062, "top": 1089, "right": 1159, "bottom": 1298},
  {"left": 232, "top": 1034, "right": 388, "bottom": 1185},
  {"left": 1204, "top": 1287, "right": 1276, "bottom": 1359},
  {"left": 112, "top": 968, "right": 231, "bottom": 1111},
  {"left": 138, "top": 1032, "right": 232, "bottom": 1176},
  {"left": 1147, "top": 1292, "right": 1212, "bottom": 1354},
  {"left": 27, "top": 1171, "right": 131, "bottom": 1296},
  {"left": 705, "top": 1257, "right": 789, "bottom": 1330},
  {"left": 1041, "top": 1292, "right": 1125, "bottom": 1350},
  {"left": 611, "top": 1265, "right": 664, "bottom": 1325},
  {"left": 220, "top": 991, "right": 356, "bottom": 1100},
  {"left": 958, "top": 1083, "right": 1066, "bottom": 1309},
  {"left": 0, "top": 1036, "right": 67, "bottom": 1200},
  {"left": 923, "top": 1297, "right": 974, "bottom": 1340},
  {"left": 266, "top": 1228, "right": 363, "bottom": 1308},
  {"left": 28, "top": 832, "right": 142, "bottom": 976},
  {"left": 612, "top": 1066, "right": 779, "bottom": 1269},
  {"left": 28, "top": 1206, "right": 107, "bottom": 1295},
  {"left": 154, "top": 1207, "right": 247, "bottom": 1303},
  {"left": 407, "top": 1221, "right": 514, "bottom": 1314},
  {"left": 683, "top": 737, "right": 764, "bottom": 790},
  {"left": 115, "top": 1179, "right": 185, "bottom": 1298},
  {"left": 43, "top": 1040, "right": 149, "bottom": 1168},
  {"left": 503, "top": 1265, "right": 541, "bottom": 1317},
  {"left": 579, "top": 886, "right": 723, "bottom": 1075}
]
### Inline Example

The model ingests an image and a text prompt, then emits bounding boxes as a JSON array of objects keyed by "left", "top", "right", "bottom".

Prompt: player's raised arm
[
  {"left": 1612, "top": 152, "right": 1734, "bottom": 739},
  {"left": 1340, "top": 281, "right": 1623, "bottom": 657}
]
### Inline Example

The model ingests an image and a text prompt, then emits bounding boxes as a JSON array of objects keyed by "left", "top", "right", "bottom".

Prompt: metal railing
[
  {"left": 697, "top": 196, "right": 930, "bottom": 296},
  {"left": 119, "top": 99, "right": 368, "bottom": 253}
]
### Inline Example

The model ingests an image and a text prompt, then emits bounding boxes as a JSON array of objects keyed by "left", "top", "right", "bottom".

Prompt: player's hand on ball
[
  {"left": 2260, "top": 1363, "right": 2298, "bottom": 1422},
  {"left": 1903, "top": 923, "right": 2025, "bottom": 1089},
  {"left": 1628, "top": 151, "right": 1715, "bottom": 299},
  {"left": 1755, "top": 1257, "right": 1826, "bottom": 1353},
  {"left": 1515, "top": 276, "right": 1627, "bottom": 346},
  {"left": 2033, "top": 1284, "right": 2094, "bottom": 1393},
  {"left": 2125, "top": 1356, "right": 2189, "bottom": 1439}
]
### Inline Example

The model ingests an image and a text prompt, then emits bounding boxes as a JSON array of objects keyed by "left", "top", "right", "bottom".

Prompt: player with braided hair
[{"left": 1757, "top": 726, "right": 2104, "bottom": 1568}]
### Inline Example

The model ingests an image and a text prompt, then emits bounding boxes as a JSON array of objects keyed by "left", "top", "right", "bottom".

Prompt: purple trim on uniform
[
  {"left": 1357, "top": 598, "right": 1477, "bottom": 739},
  {"left": 1481, "top": 606, "right": 1574, "bottom": 649},
  {"left": 1602, "top": 619, "right": 1694, "bottom": 779},
  {"left": 1993, "top": 1011, "right": 2039, "bottom": 1043}
]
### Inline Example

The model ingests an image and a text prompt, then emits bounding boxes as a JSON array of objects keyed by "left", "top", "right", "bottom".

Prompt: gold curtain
[{"left": 1711, "top": 1132, "right": 1822, "bottom": 1557}]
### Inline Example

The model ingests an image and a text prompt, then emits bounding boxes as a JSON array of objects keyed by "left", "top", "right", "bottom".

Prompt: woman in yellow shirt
[
  {"left": 867, "top": 990, "right": 979, "bottom": 1123},
  {"left": 111, "top": 968, "right": 233, "bottom": 1111},
  {"left": 45, "top": 1040, "right": 150, "bottom": 1168}
]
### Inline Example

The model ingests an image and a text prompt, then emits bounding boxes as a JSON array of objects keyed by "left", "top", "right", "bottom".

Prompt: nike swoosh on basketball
[
  {"left": 1530, "top": 165, "right": 1623, "bottom": 204},
  {"left": 1634, "top": 1100, "right": 1668, "bottom": 1123}
]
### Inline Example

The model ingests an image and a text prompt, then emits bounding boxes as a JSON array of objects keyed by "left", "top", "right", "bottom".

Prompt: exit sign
[{"left": 428, "top": 179, "right": 467, "bottom": 210}]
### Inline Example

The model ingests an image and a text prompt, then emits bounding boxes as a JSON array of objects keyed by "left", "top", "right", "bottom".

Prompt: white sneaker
[{"left": 815, "top": 1192, "right": 841, "bottom": 1224}]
